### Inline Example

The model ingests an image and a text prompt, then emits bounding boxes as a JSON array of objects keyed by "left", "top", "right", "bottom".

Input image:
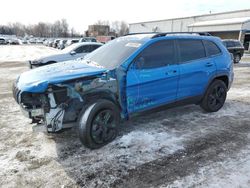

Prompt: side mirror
[{"left": 70, "top": 51, "right": 76, "bottom": 55}]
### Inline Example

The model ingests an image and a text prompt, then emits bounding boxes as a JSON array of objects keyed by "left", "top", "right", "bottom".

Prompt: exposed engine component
[{"left": 45, "top": 93, "right": 66, "bottom": 132}]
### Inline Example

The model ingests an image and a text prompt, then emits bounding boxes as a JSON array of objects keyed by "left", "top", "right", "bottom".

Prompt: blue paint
[
  {"left": 17, "top": 60, "right": 106, "bottom": 93},
  {"left": 14, "top": 34, "right": 233, "bottom": 120}
]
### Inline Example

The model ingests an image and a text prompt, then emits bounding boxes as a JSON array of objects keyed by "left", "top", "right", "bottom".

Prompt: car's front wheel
[
  {"left": 200, "top": 80, "right": 227, "bottom": 112},
  {"left": 78, "top": 99, "right": 120, "bottom": 149}
]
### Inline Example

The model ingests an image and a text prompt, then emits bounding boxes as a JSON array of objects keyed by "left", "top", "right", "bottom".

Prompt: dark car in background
[
  {"left": 0, "top": 37, "right": 7, "bottom": 44},
  {"left": 222, "top": 39, "right": 244, "bottom": 63}
]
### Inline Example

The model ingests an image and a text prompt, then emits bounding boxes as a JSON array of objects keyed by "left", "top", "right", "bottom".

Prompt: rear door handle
[{"left": 205, "top": 62, "right": 213, "bottom": 67}]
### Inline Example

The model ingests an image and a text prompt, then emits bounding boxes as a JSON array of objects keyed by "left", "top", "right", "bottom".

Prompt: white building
[{"left": 129, "top": 9, "right": 250, "bottom": 50}]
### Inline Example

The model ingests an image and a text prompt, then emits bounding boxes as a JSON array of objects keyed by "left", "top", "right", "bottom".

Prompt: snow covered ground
[
  {"left": 0, "top": 45, "right": 250, "bottom": 188},
  {"left": 0, "top": 45, "right": 58, "bottom": 62}
]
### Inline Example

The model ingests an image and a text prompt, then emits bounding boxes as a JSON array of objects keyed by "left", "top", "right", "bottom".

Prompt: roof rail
[
  {"left": 124, "top": 32, "right": 159, "bottom": 36},
  {"left": 151, "top": 32, "right": 211, "bottom": 38}
]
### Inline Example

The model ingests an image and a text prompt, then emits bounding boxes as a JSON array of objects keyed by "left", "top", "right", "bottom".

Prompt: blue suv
[{"left": 13, "top": 32, "right": 234, "bottom": 148}]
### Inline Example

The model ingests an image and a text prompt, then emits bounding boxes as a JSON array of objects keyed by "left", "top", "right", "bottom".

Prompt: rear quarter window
[{"left": 203, "top": 40, "right": 221, "bottom": 56}]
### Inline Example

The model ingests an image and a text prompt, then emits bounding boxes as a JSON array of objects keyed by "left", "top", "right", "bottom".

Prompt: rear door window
[
  {"left": 203, "top": 40, "right": 221, "bottom": 56},
  {"left": 178, "top": 39, "right": 206, "bottom": 62}
]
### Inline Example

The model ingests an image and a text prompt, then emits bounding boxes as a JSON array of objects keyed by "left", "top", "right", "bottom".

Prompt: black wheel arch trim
[{"left": 204, "top": 73, "right": 229, "bottom": 95}]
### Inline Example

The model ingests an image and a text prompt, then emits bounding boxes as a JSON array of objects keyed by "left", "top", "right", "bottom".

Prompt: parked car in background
[
  {"left": 45, "top": 39, "right": 54, "bottom": 47},
  {"left": 222, "top": 39, "right": 244, "bottom": 63},
  {"left": 52, "top": 39, "right": 61, "bottom": 48},
  {"left": 8, "top": 38, "right": 21, "bottom": 45},
  {"left": 14, "top": 33, "right": 234, "bottom": 148},
  {"left": 29, "top": 38, "right": 37, "bottom": 44},
  {"left": 0, "top": 37, "right": 7, "bottom": 44},
  {"left": 58, "top": 39, "right": 67, "bottom": 49},
  {"left": 21, "top": 39, "right": 29, "bottom": 44},
  {"left": 244, "top": 41, "right": 249, "bottom": 51},
  {"left": 36, "top": 38, "right": 44, "bottom": 44},
  {"left": 29, "top": 42, "right": 103, "bottom": 68},
  {"left": 65, "top": 39, "right": 79, "bottom": 47},
  {"left": 79, "top": 37, "right": 97, "bottom": 42}
]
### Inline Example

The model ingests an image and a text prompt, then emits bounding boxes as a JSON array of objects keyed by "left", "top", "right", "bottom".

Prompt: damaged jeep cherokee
[{"left": 13, "top": 32, "right": 234, "bottom": 149}]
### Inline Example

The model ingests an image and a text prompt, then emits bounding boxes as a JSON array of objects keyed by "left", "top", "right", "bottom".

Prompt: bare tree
[
  {"left": 0, "top": 19, "right": 71, "bottom": 38},
  {"left": 33, "top": 22, "right": 49, "bottom": 37},
  {"left": 111, "top": 21, "right": 129, "bottom": 36},
  {"left": 9, "top": 22, "right": 26, "bottom": 36},
  {"left": 95, "top": 20, "right": 110, "bottom": 26},
  {"left": 61, "top": 19, "right": 69, "bottom": 37}
]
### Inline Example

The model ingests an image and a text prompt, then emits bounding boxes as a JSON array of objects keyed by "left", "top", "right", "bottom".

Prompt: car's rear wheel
[
  {"left": 200, "top": 80, "right": 227, "bottom": 112},
  {"left": 78, "top": 99, "right": 120, "bottom": 149},
  {"left": 234, "top": 54, "right": 241, "bottom": 63}
]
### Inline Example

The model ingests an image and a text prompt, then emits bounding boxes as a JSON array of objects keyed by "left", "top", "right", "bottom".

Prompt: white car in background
[{"left": 29, "top": 42, "right": 103, "bottom": 68}]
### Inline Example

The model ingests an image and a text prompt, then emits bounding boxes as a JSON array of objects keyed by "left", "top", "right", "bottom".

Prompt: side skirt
[{"left": 128, "top": 95, "right": 203, "bottom": 118}]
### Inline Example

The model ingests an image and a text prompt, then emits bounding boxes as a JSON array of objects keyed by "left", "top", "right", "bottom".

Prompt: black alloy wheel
[
  {"left": 91, "top": 109, "right": 116, "bottom": 144},
  {"left": 200, "top": 80, "right": 227, "bottom": 112}
]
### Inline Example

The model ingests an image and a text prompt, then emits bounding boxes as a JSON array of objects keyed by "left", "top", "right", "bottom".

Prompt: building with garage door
[{"left": 129, "top": 9, "right": 250, "bottom": 50}]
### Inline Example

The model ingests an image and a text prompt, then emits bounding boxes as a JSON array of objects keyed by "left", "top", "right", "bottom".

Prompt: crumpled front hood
[{"left": 17, "top": 60, "right": 107, "bottom": 93}]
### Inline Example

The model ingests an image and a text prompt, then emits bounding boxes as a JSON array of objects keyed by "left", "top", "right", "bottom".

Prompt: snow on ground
[
  {"left": 0, "top": 45, "right": 58, "bottom": 62},
  {"left": 0, "top": 45, "right": 250, "bottom": 188},
  {"left": 165, "top": 146, "right": 250, "bottom": 188}
]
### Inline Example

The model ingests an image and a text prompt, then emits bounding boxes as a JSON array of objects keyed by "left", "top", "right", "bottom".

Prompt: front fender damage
[{"left": 43, "top": 73, "right": 118, "bottom": 132}]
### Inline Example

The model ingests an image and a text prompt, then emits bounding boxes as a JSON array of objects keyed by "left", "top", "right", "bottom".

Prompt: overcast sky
[{"left": 1, "top": 0, "right": 250, "bottom": 33}]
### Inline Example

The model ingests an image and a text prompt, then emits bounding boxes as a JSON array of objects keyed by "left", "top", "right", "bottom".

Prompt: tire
[
  {"left": 234, "top": 54, "right": 241, "bottom": 64},
  {"left": 78, "top": 99, "right": 120, "bottom": 149},
  {"left": 200, "top": 80, "right": 227, "bottom": 112}
]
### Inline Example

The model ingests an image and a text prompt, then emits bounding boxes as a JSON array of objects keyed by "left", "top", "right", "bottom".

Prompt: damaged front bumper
[
  {"left": 20, "top": 104, "right": 44, "bottom": 119},
  {"left": 13, "top": 83, "right": 78, "bottom": 132}
]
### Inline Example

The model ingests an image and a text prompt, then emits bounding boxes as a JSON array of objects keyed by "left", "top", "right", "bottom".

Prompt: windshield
[{"left": 84, "top": 37, "right": 144, "bottom": 69}]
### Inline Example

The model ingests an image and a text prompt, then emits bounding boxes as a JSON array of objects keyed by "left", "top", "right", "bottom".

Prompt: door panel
[
  {"left": 127, "top": 65, "right": 179, "bottom": 113},
  {"left": 126, "top": 40, "right": 179, "bottom": 113},
  {"left": 176, "top": 39, "right": 217, "bottom": 100},
  {"left": 177, "top": 58, "right": 216, "bottom": 99}
]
